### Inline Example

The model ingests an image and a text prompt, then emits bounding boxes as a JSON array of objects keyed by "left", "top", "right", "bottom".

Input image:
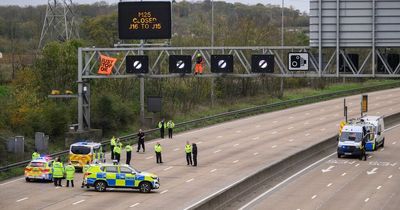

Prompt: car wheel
[
  {"left": 25, "top": 177, "right": 30, "bottom": 182},
  {"left": 382, "top": 138, "right": 385, "bottom": 148},
  {"left": 139, "top": 182, "right": 152, "bottom": 193},
  {"left": 94, "top": 181, "right": 107, "bottom": 192},
  {"left": 337, "top": 153, "right": 341, "bottom": 158}
]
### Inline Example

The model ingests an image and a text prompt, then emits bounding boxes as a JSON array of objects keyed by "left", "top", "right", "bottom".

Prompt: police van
[
  {"left": 69, "top": 142, "right": 104, "bottom": 169},
  {"left": 361, "top": 116, "right": 385, "bottom": 151},
  {"left": 337, "top": 122, "right": 368, "bottom": 160}
]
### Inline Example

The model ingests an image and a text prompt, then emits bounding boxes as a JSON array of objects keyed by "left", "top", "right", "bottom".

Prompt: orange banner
[{"left": 98, "top": 55, "right": 117, "bottom": 75}]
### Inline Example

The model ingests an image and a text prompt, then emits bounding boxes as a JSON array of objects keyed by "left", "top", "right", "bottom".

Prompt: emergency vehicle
[
  {"left": 24, "top": 156, "right": 54, "bottom": 182},
  {"left": 83, "top": 164, "right": 160, "bottom": 193},
  {"left": 361, "top": 115, "right": 385, "bottom": 151},
  {"left": 69, "top": 142, "right": 104, "bottom": 169},
  {"left": 337, "top": 121, "right": 368, "bottom": 160}
]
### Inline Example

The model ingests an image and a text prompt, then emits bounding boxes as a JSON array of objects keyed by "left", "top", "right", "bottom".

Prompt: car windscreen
[
  {"left": 29, "top": 162, "right": 45, "bottom": 167},
  {"left": 340, "top": 132, "right": 362, "bottom": 142},
  {"left": 71, "top": 146, "right": 91, "bottom": 155}
]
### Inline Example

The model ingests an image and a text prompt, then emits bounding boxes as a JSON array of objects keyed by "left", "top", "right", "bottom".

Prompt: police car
[
  {"left": 83, "top": 164, "right": 160, "bottom": 193},
  {"left": 25, "top": 157, "right": 54, "bottom": 182}
]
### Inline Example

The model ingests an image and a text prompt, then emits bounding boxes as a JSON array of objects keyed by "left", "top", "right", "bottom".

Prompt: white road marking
[
  {"left": 186, "top": 178, "right": 194, "bottom": 183},
  {"left": 306, "top": 113, "right": 310, "bottom": 115},
  {"left": 376, "top": 112, "right": 381, "bottom": 114},
  {"left": 381, "top": 148, "right": 385, "bottom": 151},
  {"left": 271, "top": 131, "right": 278, "bottom": 135},
  {"left": 367, "top": 168, "right": 378, "bottom": 175},
  {"left": 289, "top": 116, "right": 294, "bottom": 119},
  {"left": 273, "top": 121, "right": 278, "bottom": 123},
  {"left": 160, "top": 190, "right": 169, "bottom": 194},
  {"left": 288, "top": 127, "right": 294, "bottom": 130},
  {"left": 197, "top": 141, "right": 203, "bottom": 144},
  {"left": 388, "top": 175, "right": 393, "bottom": 179},
  {"left": 271, "top": 145, "right": 277, "bottom": 149},
  {"left": 256, "top": 125, "right": 261, "bottom": 128},
  {"left": 130, "top": 203, "right": 140, "bottom": 208},
  {"left": 0, "top": 178, "right": 24, "bottom": 186},
  {"left": 146, "top": 156, "right": 153, "bottom": 160},
  {"left": 234, "top": 143, "right": 240, "bottom": 147},
  {"left": 322, "top": 166, "right": 334, "bottom": 173},
  {"left": 252, "top": 137, "right": 260, "bottom": 140},
  {"left": 368, "top": 155, "right": 373, "bottom": 158},
  {"left": 377, "top": 186, "right": 382, "bottom": 190},
  {"left": 214, "top": 150, "right": 222, "bottom": 154},
  {"left": 237, "top": 152, "right": 336, "bottom": 210},
  {"left": 341, "top": 173, "right": 347, "bottom": 176},
  {"left": 236, "top": 130, "right": 242, "bottom": 133},
  {"left": 355, "top": 164, "right": 360, "bottom": 167},
  {"left": 163, "top": 166, "right": 173, "bottom": 171},
  {"left": 233, "top": 160, "right": 239, "bottom": 164},
  {"left": 320, "top": 128, "right": 326, "bottom": 131},
  {"left": 210, "top": 169, "right": 217, "bottom": 173},
  {"left": 365, "top": 198, "right": 370, "bottom": 202},
  {"left": 289, "top": 139, "right": 294, "bottom": 142},
  {"left": 393, "top": 141, "right": 397, "bottom": 145},
  {"left": 305, "top": 133, "right": 310, "bottom": 136},
  {"left": 253, "top": 152, "right": 259, "bottom": 156},
  {"left": 304, "top": 122, "right": 310, "bottom": 125},
  {"left": 217, "top": 136, "right": 223, "bottom": 139},
  {"left": 56, "top": 186, "right": 61, "bottom": 189},
  {"left": 173, "top": 148, "right": 180, "bottom": 151},
  {"left": 327, "top": 183, "right": 332, "bottom": 187},
  {"left": 72, "top": 200, "right": 85, "bottom": 205},
  {"left": 311, "top": 195, "right": 317, "bottom": 200},
  {"left": 16, "top": 197, "right": 28, "bottom": 202}
]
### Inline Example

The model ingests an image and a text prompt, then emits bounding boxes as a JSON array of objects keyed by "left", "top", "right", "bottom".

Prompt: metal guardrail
[{"left": 1, "top": 81, "right": 400, "bottom": 173}]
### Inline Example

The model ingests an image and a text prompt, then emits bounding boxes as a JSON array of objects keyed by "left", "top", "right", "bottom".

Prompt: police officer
[
  {"left": 158, "top": 119, "right": 165, "bottom": 139},
  {"left": 192, "top": 143, "right": 198, "bottom": 167},
  {"left": 110, "top": 136, "right": 116, "bottom": 160},
  {"left": 65, "top": 161, "right": 75, "bottom": 187},
  {"left": 361, "top": 133, "right": 367, "bottom": 161},
  {"left": 154, "top": 142, "right": 163, "bottom": 164},
  {"left": 167, "top": 120, "right": 175, "bottom": 139},
  {"left": 113, "top": 139, "right": 122, "bottom": 164},
  {"left": 52, "top": 157, "right": 64, "bottom": 187},
  {"left": 125, "top": 143, "right": 133, "bottom": 165},
  {"left": 32, "top": 149, "right": 40, "bottom": 160},
  {"left": 185, "top": 141, "right": 192, "bottom": 165},
  {"left": 81, "top": 161, "right": 91, "bottom": 188},
  {"left": 137, "top": 129, "right": 145, "bottom": 152}
]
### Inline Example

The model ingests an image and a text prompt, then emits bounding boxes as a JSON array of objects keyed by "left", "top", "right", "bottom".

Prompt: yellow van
[{"left": 69, "top": 142, "right": 103, "bottom": 168}]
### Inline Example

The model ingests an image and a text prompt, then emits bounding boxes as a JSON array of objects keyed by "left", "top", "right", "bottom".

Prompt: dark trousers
[
  {"left": 126, "top": 151, "right": 131, "bottom": 165},
  {"left": 168, "top": 128, "right": 173, "bottom": 138},
  {"left": 110, "top": 145, "right": 115, "bottom": 160},
  {"left": 66, "top": 180, "right": 74, "bottom": 187},
  {"left": 193, "top": 153, "right": 197, "bottom": 166},
  {"left": 160, "top": 128, "right": 164, "bottom": 138},
  {"left": 186, "top": 153, "right": 192, "bottom": 165},
  {"left": 54, "top": 178, "right": 62, "bottom": 186},
  {"left": 115, "top": 153, "right": 120, "bottom": 163},
  {"left": 156, "top": 152, "right": 162, "bottom": 163},
  {"left": 137, "top": 140, "right": 145, "bottom": 152}
]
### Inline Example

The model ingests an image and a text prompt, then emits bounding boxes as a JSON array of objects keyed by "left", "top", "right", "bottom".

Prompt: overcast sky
[{"left": 0, "top": 0, "right": 309, "bottom": 12}]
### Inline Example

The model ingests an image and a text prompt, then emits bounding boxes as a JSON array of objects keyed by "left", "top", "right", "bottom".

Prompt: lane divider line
[
  {"left": 0, "top": 178, "right": 24, "bottom": 186},
  {"left": 233, "top": 160, "right": 239, "bottom": 164},
  {"left": 160, "top": 190, "right": 169, "bottom": 194},
  {"left": 365, "top": 198, "right": 370, "bottom": 202},
  {"left": 186, "top": 178, "right": 194, "bottom": 183},
  {"left": 234, "top": 144, "right": 240, "bottom": 147},
  {"left": 327, "top": 183, "right": 332, "bottom": 187},
  {"left": 253, "top": 152, "right": 259, "bottom": 156},
  {"left": 16, "top": 197, "right": 28, "bottom": 202},
  {"left": 388, "top": 175, "right": 393, "bottom": 179},
  {"left": 377, "top": 186, "right": 382, "bottom": 190},
  {"left": 130, "top": 203, "right": 140, "bottom": 208},
  {"left": 146, "top": 156, "right": 153, "bottom": 160},
  {"left": 72, "top": 200, "right": 85, "bottom": 205},
  {"left": 214, "top": 150, "right": 222, "bottom": 154},
  {"left": 311, "top": 195, "right": 317, "bottom": 200},
  {"left": 163, "top": 166, "right": 173, "bottom": 171},
  {"left": 341, "top": 173, "right": 347, "bottom": 177},
  {"left": 271, "top": 145, "right": 277, "bottom": 149},
  {"left": 210, "top": 169, "right": 217, "bottom": 173}
]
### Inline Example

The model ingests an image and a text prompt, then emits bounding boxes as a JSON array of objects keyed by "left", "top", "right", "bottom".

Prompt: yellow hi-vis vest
[
  {"left": 113, "top": 145, "right": 121, "bottom": 154},
  {"left": 185, "top": 144, "right": 192, "bottom": 153},
  {"left": 154, "top": 144, "right": 162, "bottom": 153},
  {"left": 125, "top": 145, "right": 132, "bottom": 152},
  {"left": 111, "top": 137, "right": 116, "bottom": 146},
  {"left": 52, "top": 162, "right": 64, "bottom": 178},
  {"left": 167, "top": 121, "right": 175, "bottom": 129},
  {"left": 32, "top": 152, "right": 40, "bottom": 160},
  {"left": 65, "top": 165, "right": 75, "bottom": 180}
]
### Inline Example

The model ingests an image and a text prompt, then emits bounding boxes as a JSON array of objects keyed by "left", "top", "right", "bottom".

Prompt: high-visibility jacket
[
  {"left": 83, "top": 164, "right": 90, "bottom": 173},
  {"left": 185, "top": 144, "right": 192, "bottom": 153},
  {"left": 111, "top": 137, "right": 116, "bottom": 146},
  {"left": 125, "top": 145, "right": 133, "bottom": 152},
  {"left": 32, "top": 152, "right": 40, "bottom": 160},
  {"left": 65, "top": 165, "right": 75, "bottom": 180},
  {"left": 158, "top": 121, "right": 165, "bottom": 129},
  {"left": 113, "top": 145, "right": 121, "bottom": 154},
  {"left": 52, "top": 162, "right": 64, "bottom": 178},
  {"left": 167, "top": 121, "right": 175, "bottom": 129},
  {"left": 154, "top": 144, "right": 162, "bottom": 153}
]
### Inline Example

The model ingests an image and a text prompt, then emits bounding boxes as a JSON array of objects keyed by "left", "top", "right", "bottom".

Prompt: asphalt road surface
[
  {"left": 240, "top": 124, "right": 400, "bottom": 210},
  {"left": 1, "top": 87, "right": 400, "bottom": 210}
]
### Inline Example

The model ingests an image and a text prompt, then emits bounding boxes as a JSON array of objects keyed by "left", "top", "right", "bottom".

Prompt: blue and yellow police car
[{"left": 83, "top": 164, "right": 160, "bottom": 193}]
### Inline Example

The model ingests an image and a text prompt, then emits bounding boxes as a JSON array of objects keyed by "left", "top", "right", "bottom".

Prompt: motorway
[
  {"left": 1, "top": 87, "right": 400, "bottom": 210},
  {"left": 240, "top": 124, "right": 400, "bottom": 210}
]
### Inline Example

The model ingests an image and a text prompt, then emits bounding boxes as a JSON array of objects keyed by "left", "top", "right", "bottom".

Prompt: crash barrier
[
  {"left": 1, "top": 81, "right": 399, "bottom": 173},
  {"left": 187, "top": 113, "right": 400, "bottom": 210}
]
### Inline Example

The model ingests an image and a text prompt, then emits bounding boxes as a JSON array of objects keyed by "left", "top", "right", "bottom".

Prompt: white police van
[
  {"left": 361, "top": 116, "right": 385, "bottom": 151},
  {"left": 337, "top": 122, "right": 367, "bottom": 160}
]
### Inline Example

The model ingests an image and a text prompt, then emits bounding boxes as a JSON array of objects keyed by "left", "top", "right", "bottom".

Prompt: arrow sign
[
  {"left": 367, "top": 168, "right": 378, "bottom": 175},
  {"left": 322, "top": 166, "right": 335, "bottom": 173}
]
